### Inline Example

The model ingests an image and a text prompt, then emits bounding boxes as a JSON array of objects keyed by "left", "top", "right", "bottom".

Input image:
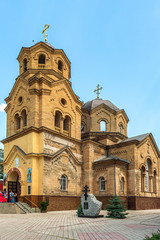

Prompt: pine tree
[
  {"left": 77, "top": 204, "right": 84, "bottom": 216},
  {"left": 106, "top": 195, "right": 128, "bottom": 219}
]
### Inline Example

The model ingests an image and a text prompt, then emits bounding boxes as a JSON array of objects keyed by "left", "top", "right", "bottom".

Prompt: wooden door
[
  {"left": 17, "top": 181, "right": 21, "bottom": 201},
  {"left": 8, "top": 181, "right": 17, "bottom": 202}
]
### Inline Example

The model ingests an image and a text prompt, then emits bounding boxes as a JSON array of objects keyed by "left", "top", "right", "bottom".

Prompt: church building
[{"left": 1, "top": 39, "right": 160, "bottom": 210}]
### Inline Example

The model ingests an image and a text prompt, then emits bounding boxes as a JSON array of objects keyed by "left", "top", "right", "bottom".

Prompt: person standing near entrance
[
  {"left": 9, "top": 191, "right": 17, "bottom": 206},
  {"left": 3, "top": 189, "right": 8, "bottom": 202}
]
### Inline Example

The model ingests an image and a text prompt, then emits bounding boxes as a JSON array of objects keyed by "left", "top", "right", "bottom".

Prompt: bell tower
[
  {"left": 2, "top": 36, "right": 83, "bottom": 198},
  {"left": 4, "top": 41, "right": 82, "bottom": 141}
]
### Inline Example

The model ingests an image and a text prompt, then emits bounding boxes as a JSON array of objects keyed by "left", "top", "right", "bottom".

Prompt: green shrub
[
  {"left": 106, "top": 195, "right": 128, "bottom": 219},
  {"left": 144, "top": 230, "right": 160, "bottom": 239},
  {"left": 77, "top": 204, "right": 84, "bottom": 216},
  {"left": 40, "top": 201, "right": 49, "bottom": 211}
]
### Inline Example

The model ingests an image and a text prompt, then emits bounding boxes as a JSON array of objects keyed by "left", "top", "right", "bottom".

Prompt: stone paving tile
[{"left": 0, "top": 210, "right": 160, "bottom": 240}]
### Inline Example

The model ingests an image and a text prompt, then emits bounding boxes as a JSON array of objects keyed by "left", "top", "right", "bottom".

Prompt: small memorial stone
[{"left": 81, "top": 193, "right": 102, "bottom": 216}]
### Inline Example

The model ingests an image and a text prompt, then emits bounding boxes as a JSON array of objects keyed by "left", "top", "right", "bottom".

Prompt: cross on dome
[
  {"left": 42, "top": 24, "right": 50, "bottom": 42},
  {"left": 94, "top": 84, "right": 103, "bottom": 99}
]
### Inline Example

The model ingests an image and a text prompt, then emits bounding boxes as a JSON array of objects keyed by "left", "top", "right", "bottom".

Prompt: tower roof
[
  {"left": 44, "top": 42, "right": 56, "bottom": 50},
  {"left": 82, "top": 98, "right": 120, "bottom": 112},
  {"left": 17, "top": 41, "right": 70, "bottom": 63}
]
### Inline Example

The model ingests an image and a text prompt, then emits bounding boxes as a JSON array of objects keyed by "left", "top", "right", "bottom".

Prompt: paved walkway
[{"left": 1, "top": 209, "right": 160, "bottom": 240}]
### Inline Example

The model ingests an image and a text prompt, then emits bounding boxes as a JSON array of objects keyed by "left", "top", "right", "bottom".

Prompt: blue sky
[{"left": 1, "top": 0, "right": 160, "bottom": 148}]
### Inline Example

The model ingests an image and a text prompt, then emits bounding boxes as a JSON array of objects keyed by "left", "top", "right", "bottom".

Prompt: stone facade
[{"left": 1, "top": 41, "right": 160, "bottom": 210}]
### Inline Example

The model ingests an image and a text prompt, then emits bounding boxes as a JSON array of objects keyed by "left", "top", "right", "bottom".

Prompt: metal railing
[{"left": 22, "top": 196, "right": 39, "bottom": 213}]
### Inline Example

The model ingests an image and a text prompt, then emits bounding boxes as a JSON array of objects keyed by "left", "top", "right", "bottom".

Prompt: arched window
[
  {"left": 63, "top": 115, "right": 71, "bottom": 135},
  {"left": 148, "top": 159, "right": 152, "bottom": 174},
  {"left": 141, "top": 166, "right": 145, "bottom": 192},
  {"left": 100, "top": 177, "right": 105, "bottom": 191},
  {"left": 145, "top": 159, "right": 152, "bottom": 192},
  {"left": 145, "top": 161, "right": 149, "bottom": 192},
  {"left": 58, "top": 60, "right": 63, "bottom": 71},
  {"left": 60, "top": 175, "right": 67, "bottom": 191},
  {"left": 100, "top": 121, "right": 106, "bottom": 131},
  {"left": 55, "top": 111, "right": 62, "bottom": 130},
  {"left": 14, "top": 114, "right": 21, "bottom": 130},
  {"left": 23, "top": 58, "right": 27, "bottom": 72},
  {"left": 120, "top": 177, "right": 124, "bottom": 192},
  {"left": 21, "top": 109, "right": 27, "bottom": 127},
  {"left": 38, "top": 54, "right": 45, "bottom": 64},
  {"left": 119, "top": 124, "right": 123, "bottom": 134}
]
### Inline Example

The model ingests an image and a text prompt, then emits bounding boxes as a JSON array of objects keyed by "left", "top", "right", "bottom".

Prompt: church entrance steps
[
  {"left": 0, "top": 202, "right": 25, "bottom": 214},
  {"left": 16, "top": 202, "right": 32, "bottom": 213},
  {"left": 16, "top": 202, "right": 41, "bottom": 213}
]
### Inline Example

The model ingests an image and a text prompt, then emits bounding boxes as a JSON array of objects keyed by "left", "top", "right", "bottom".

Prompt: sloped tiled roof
[
  {"left": 93, "top": 155, "right": 130, "bottom": 164},
  {"left": 44, "top": 42, "right": 56, "bottom": 50},
  {"left": 82, "top": 99, "right": 120, "bottom": 112},
  {"left": 120, "top": 133, "right": 150, "bottom": 144}
]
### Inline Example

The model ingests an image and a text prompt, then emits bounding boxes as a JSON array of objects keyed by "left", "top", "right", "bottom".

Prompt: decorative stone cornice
[
  {"left": 82, "top": 131, "right": 127, "bottom": 142},
  {"left": 1, "top": 126, "right": 82, "bottom": 145},
  {"left": 116, "top": 109, "right": 129, "bottom": 123}
]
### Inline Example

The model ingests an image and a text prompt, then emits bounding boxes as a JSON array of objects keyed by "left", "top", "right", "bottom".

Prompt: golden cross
[
  {"left": 42, "top": 24, "right": 50, "bottom": 42},
  {"left": 94, "top": 84, "right": 103, "bottom": 99}
]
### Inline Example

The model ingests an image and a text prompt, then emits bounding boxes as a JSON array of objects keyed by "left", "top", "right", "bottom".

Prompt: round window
[
  {"left": 61, "top": 98, "right": 67, "bottom": 106},
  {"left": 18, "top": 96, "right": 23, "bottom": 104}
]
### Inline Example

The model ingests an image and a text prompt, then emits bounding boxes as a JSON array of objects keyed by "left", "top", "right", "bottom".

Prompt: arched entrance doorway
[{"left": 7, "top": 169, "right": 21, "bottom": 202}]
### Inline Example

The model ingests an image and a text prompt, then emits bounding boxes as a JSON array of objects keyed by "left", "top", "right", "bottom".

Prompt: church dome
[{"left": 82, "top": 99, "right": 120, "bottom": 112}]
